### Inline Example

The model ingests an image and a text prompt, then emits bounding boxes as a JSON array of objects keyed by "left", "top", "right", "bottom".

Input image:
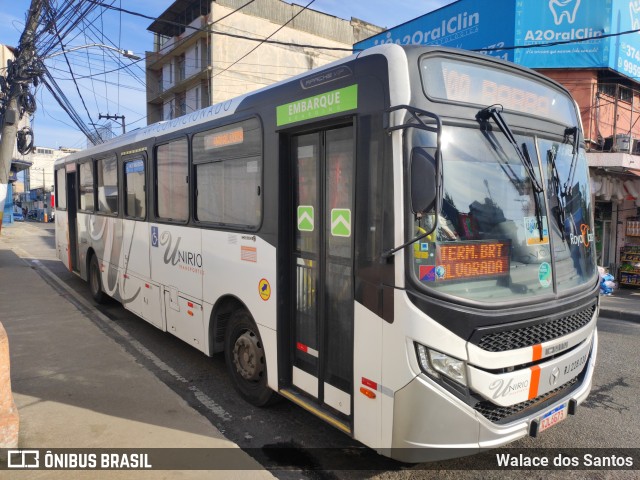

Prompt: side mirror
[{"left": 410, "top": 147, "right": 438, "bottom": 214}]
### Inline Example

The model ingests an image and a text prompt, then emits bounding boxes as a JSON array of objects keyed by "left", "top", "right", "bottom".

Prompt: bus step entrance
[{"left": 279, "top": 388, "right": 351, "bottom": 435}]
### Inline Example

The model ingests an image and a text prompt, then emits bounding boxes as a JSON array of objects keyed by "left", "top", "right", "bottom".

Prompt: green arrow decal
[
  {"left": 331, "top": 208, "right": 351, "bottom": 237},
  {"left": 297, "top": 206, "right": 314, "bottom": 232}
]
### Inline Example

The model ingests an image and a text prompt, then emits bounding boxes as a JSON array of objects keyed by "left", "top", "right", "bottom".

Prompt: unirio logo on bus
[{"left": 155, "top": 230, "right": 204, "bottom": 275}]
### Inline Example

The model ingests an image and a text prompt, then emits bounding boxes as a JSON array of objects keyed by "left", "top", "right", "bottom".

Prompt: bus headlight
[{"left": 415, "top": 343, "right": 468, "bottom": 386}]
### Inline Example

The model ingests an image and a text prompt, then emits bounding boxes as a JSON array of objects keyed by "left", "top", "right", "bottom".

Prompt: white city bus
[{"left": 54, "top": 45, "right": 598, "bottom": 462}]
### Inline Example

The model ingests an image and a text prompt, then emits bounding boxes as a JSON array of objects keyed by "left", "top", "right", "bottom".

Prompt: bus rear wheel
[
  {"left": 224, "top": 310, "right": 274, "bottom": 407},
  {"left": 88, "top": 254, "right": 106, "bottom": 304}
]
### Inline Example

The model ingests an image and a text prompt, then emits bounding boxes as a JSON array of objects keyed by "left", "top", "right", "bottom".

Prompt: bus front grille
[
  {"left": 477, "top": 305, "right": 595, "bottom": 352},
  {"left": 473, "top": 376, "right": 579, "bottom": 424}
]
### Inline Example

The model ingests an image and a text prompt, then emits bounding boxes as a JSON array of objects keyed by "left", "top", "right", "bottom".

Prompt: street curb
[
  {"left": 598, "top": 308, "right": 640, "bottom": 323},
  {"left": 0, "top": 321, "right": 19, "bottom": 448}
]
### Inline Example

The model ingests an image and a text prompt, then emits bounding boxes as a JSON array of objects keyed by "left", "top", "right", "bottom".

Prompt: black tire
[
  {"left": 224, "top": 310, "right": 275, "bottom": 406},
  {"left": 88, "top": 254, "right": 106, "bottom": 304}
]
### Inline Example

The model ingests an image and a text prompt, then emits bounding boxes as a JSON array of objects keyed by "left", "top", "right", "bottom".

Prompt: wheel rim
[{"left": 232, "top": 329, "right": 264, "bottom": 382}]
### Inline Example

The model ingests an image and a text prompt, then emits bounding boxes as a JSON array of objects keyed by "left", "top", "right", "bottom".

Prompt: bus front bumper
[{"left": 383, "top": 330, "right": 598, "bottom": 464}]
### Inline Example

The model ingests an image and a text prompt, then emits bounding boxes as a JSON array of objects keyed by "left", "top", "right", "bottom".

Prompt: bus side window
[
  {"left": 79, "top": 161, "right": 95, "bottom": 211},
  {"left": 192, "top": 118, "right": 262, "bottom": 228},
  {"left": 56, "top": 168, "right": 67, "bottom": 209},
  {"left": 96, "top": 155, "right": 118, "bottom": 214},
  {"left": 155, "top": 138, "right": 189, "bottom": 222},
  {"left": 124, "top": 156, "right": 146, "bottom": 219}
]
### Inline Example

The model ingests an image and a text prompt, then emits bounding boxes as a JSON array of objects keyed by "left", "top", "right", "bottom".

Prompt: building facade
[
  {"left": 145, "top": 0, "right": 382, "bottom": 124},
  {"left": 356, "top": 0, "right": 640, "bottom": 278},
  {"left": 18, "top": 147, "right": 78, "bottom": 221}
]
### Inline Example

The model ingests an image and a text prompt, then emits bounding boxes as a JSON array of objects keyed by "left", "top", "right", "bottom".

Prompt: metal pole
[
  {"left": 42, "top": 168, "right": 46, "bottom": 222},
  {"left": 98, "top": 113, "right": 126, "bottom": 135},
  {"left": 0, "top": 0, "right": 44, "bottom": 232}
]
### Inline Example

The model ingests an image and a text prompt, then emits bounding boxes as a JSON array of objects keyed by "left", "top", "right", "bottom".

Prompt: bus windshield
[{"left": 411, "top": 125, "right": 597, "bottom": 303}]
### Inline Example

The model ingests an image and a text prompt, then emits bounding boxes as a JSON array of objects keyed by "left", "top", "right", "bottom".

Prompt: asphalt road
[{"left": 13, "top": 222, "right": 640, "bottom": 479}]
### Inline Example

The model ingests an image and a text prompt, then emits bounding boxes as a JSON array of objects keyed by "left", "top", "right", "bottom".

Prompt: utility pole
[
  {"left": 0, "top": 0, "right": 44, "bottom": 233},
  {"left": 99, "top": 113, "right": 126, "bottom": 135}
]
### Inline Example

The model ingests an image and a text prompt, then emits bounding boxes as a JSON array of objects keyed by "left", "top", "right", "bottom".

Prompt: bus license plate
[{"left": 538, "top": 403, "right": 567, "bottom": 433}]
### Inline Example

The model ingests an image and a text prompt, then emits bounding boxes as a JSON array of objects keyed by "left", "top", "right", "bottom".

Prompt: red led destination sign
[
  {"left": 420, "top": 56, "right": 576, "bottom": 125},
  {"left": 204, "top": 127, "right": 244, "bottom": 150},
  {"left": 435, "top": 240, "right": 510, "bottom": 282}
]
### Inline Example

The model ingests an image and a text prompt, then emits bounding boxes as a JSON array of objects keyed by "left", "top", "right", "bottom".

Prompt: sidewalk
[
  {"left": 599, "top": 285, "right": 640, "bottom": 322},
  {"left": 0, "top": 222, "right": 272, "bottom": 479}
]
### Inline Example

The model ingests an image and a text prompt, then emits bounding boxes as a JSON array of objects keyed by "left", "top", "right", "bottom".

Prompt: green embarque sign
[{"left": 277, "top": 85, "right": 358, "bottom": 126}]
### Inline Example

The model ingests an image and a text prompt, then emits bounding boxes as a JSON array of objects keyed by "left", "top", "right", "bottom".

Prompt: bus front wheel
[
  {"left": 89, "top": 254, "right": 106, "bottom": 304},
  {"left": 224, "top": 310, "right": 274, "bottom": 407}
]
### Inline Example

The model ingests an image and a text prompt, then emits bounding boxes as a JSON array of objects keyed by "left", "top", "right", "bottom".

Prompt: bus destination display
[
  {"left": 204, "top": 127, "right": 244, "bottom": 149},
  {"left": 420, "top": 56, "right": 576, "bottom": 125},
  {"left": 435, "top": 240, "right": 510, "bottom": 281}
]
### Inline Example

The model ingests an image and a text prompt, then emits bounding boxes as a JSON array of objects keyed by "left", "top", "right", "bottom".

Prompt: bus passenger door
[
  {"left": 290, "top": 125, "right": 354, "bottom": 422},
  {"left": 67, "top": 171, "right": 79, "bottom": 272}
]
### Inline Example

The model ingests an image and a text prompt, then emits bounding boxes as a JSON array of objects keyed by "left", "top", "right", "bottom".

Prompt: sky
[{"left": 0, "top": 1, "right": 455, "bottom": 150}]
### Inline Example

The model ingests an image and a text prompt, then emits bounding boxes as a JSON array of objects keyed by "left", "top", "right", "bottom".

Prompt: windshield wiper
[
  {"left": 547, "top": 146, "right": 567, "bottom": 240},
  {"left": 562, "top": 126, "right": 579, "bottom": 199},
  {"left": 477, "top": 105, "right": 543, "bottom": 193},
  {"left": 477, "top": 105, "right": 545, "bottom": 240}
]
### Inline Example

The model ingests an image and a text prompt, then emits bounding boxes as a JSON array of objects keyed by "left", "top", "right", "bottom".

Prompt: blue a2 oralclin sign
[{"left": 356, "top": 0, "right": 640, "bottom": 80}]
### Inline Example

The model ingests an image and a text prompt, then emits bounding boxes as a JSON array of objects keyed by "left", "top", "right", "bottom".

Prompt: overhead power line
[
  {"left": 85, "top": 0, "right": 356, "bottom": 52},
  {"left": 472, "top": 27, "right": 640, "bottom": 53},
  {"left": 213, "top": 0, "right": 317, "bottom": 80},
  {"left": 51, "top": 25, "right": 103, "bottom": 142},
  {"left": 81, "top": 0, "right": 640, "bottom": 55},
  {"left": 41, "top": 68, "right": 102, "bottom": 143}
]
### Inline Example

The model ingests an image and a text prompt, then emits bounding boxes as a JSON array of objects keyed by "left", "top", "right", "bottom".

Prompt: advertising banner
[
  {"left": 609, "top": 0, "right": 640, "bottom": 79},
  {"left": 354, "top": 0, "right": 640, "bottom": 78},
  {"left": 514, "top": 0, "right": 610, "bottom": 68},
  {"left": 354, "top": 0, "right": 515, "bottom": 61}
]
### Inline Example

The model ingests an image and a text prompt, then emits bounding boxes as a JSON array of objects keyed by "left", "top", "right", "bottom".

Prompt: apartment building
[{"left": 145, "top": 0, "right": 382, "bottom": 124}]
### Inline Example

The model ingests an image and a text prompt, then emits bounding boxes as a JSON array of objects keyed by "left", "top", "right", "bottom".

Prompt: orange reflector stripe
[
  {"left": 360, "top": 387, "right": 376, "bottom": 399},
  {"left": 187, "top": 311, "right": 193, "bottom": 316},
  {"left": 532, "top": 344, "right": 543, "bottom": 361},
  {"left": 529, "top": 365, "right": 541, "bottom": 400}
]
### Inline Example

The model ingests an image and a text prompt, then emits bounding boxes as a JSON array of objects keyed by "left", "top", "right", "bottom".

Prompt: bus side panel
[
  {"left": 149, "top": 224, "right": 204, "bottom": 348},
  {"left": 120, "top": 219, "right": 151, "bottom": 279},
  {"left": 55, "top": 210, "right": 70, "bottom": 270},
  {"left": 119, "top": 219, "right": 163, "bottom": 330},
  {"left": 77, "top": 214, "right": 124, "bottom": 302},
  {"left": 149, "top": 223, "right": 203, "bottom": 301},
  {"left": 352, "top": 302, "right": 383, "bottom": 448},
  {"left": 76, "top": 212, "right": 92, "bottom": 280},
  {"left": 201, "top": 230, "right": 278, "bottom": 388}
]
